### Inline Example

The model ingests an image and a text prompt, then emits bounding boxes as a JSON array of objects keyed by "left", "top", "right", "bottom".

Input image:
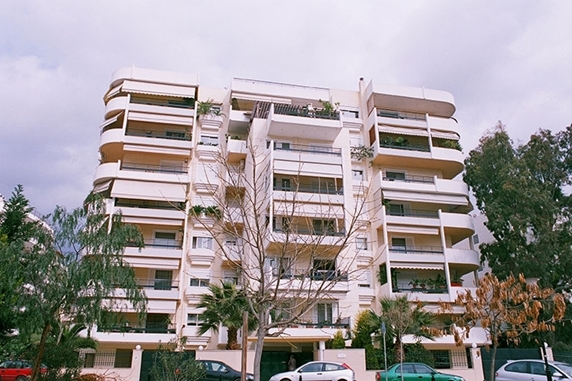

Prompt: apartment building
[{"left": 89, "top": 66, "right": 486, "bottom": 375}]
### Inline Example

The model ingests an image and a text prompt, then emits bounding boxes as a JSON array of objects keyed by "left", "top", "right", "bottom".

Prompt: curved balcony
[
  {"left": 93, "top": 162, "right": 119, "bottom": 184},
  {"left": 446, "top": 248, "right": 480, "bottom": 272},
  {"left": 184, "top": 286, "right": 210, "bottom": 303},
  {"left": 371, "top": 143, "right": 463, "bottom": 179},
  {"left": 105, "top": 96, "right": 128, "bottom": 119},
  {"left": 226, "top": 139, "right": 247, "bottom": 161},
  {"left": 441, "top": 212, "right": 475, "bottom": 244},
  {"left": 427, "top": 115, "right": 459, "bottom": 135},
  {"left": 267, "top": 103, "right": 342, "bottom": 141}
]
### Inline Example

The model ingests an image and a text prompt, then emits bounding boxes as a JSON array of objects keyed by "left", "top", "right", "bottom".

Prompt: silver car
[
  {"left": 496, "top": 359, "right": 572, "bottom": 381},
  {"left": 268, "top": 361, "right": 355, "bottom": 381}
]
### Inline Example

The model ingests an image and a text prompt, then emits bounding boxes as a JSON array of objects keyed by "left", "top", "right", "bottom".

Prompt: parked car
[
  {"left": 375, "top": 362, "right": 465, "bottom": 381},
  {"left": 496, "top": 359, "right": 572, "bottom": 381},
  {"left": 269, "top": 361, "right": 355, "bottom": 381},
  {"left": 0, "top": 360, "right": 47, "bottom": 381},
  {"left": 197, "top": 360, "right": 254, "bottom": 381}
]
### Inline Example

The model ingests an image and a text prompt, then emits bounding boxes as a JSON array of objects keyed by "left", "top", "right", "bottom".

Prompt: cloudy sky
[{"left": 1, "top": 0, "right": 571, "bottom": 214}]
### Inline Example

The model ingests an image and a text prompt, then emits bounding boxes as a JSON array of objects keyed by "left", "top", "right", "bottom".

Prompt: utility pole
[
  {"left": 242, "top": 311, "right": 248, "bottom": 381},
  {"left": 382, "top": 322, "right": 388, "bottom": 381},
  {"left": 543, "top": 342, "right": 552, "bottom": 381}
]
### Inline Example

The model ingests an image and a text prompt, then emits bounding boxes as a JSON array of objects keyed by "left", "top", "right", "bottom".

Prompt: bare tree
[
  {"left": 440, "top": 273, "right": 566, "bottom": 381},
  {"left": 190, "top": 132, "right": 370, "bottom": 381}
]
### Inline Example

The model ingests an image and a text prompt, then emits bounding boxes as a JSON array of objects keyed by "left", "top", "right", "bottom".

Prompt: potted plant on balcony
[
  {"left": 191, "top": 205, "right": 205, "bottom": 217},
  {"left": 350, "top": 145, "right": 374, "bottom": 161},
  {"left": 440, "top": 139, "right": 462, "bottom": 151},
  {"left": 205, "top": 205, "right": 222, "bottom": 219},
  {"left": 450, "top": 274, "right": 463, "bottom": 287}
]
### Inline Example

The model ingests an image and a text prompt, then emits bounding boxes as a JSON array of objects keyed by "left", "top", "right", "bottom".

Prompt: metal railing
[
  {"left": 97, "top": 326, "right": 176, "bottom": 334},
  {"left": 136, "top": 278, "right": 180, "bottom": 290},
  {"left": 387, "top": 208, "right": 439, "bottom": 218},
  {"left": 383, "top": 174, "right": 434, "bottom": 184},
  {"left": 273, "top": 269, "right": 349, "bottom": 282},
  {"left": 380, "top": 142, "right": 430, "bottom": 152},
  {"left": 115, "top": 200, "right": 184, "bottom": 210},
  {"left": 377, "top": 109, "right": 426, "bottom": 121},
  {"left": 273, "top": 227, "right": 346, "bottom": 237},
  {"left": 82, "top": 350, "right": 133, "bottom": 368},
  {"left": 389, "top": 245, "right": 443, "bottom": 254},
  {"left": 131, "top": 97, "right": 195, "bottom": 109},
  {"left": 126, "top": 128, "right": 191, "bottom": 141},
  {"left": 121, "top": 162, "right": 187, "bottom": 174},
  {"left": 273, "top": 184, "right": 343, "bottom": 195},
  {"left": 274, "top": 142, "right": 342, "bottom": 156},
  {"left": 252, "top": 101, "right": 340, "bottom": 121}
]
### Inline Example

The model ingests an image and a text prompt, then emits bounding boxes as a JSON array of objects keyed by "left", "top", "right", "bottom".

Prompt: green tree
[
  {"left": 197, "top": 281, "right": 252, "bottom": 350},
  {"left": 376, "top": 296, "right": 440, "bottom": 364},
  {"left": 441, "top": 273, "right": 566, "bottom": 381},
  {"left": 464, "top": 122, "right": 572, "bottom": 291},
  {"left": 330, "top": 330, "right": 346, "bottom": 349},
  {"left": 350, "top": 310, "right": 381, "bottom": 370},
  {"left": 149, "top": 338, "right": 205, "bottom": 381},
  {"left": 0, "top": 187, "right": 147, "bottom": 381}
]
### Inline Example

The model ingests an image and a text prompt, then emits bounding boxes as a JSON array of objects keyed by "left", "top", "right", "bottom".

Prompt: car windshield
[{"left": 555, "top": 363, "right": 572, "bottom": 377}]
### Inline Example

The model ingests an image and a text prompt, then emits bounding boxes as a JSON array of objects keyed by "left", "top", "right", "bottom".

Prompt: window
[
  {"left": 274, "top": 141, "right": 291, "bottom": 150},
  {"left": 386, "top": 171, "right": 406, "bottom": 181},
  {"left": 154, "top": 231, "right": 177, "bottom": 247},
  {"left": 388, "top": 203, "right": 406, "bottom": 216},
  {"left": 189, "top": 278, "right": 209, "bottom": 287},
  {"left": 530, "top": 362, "right": 545, "bottom": 376},
  {"left": 266, "top": 257, "right": 292, "bottom": 277},
  {"left": 200, "top": 135, "right": 219, "bottom": 146},
  {"left": 313, "top": 259, "right": 336, "bottom": 280},
  {"left": 473, "top": 234, "right": 480, "bottom": 244},
  {"left": 356, "top": 237, "right": 368, "bottom": 250},
  {"left": 349, "top": 136, "right": 363, "bottom": 147},
  {"left": 313, "top": 219, "right": 336, "bottom": 235},
  {"left": 358, "top": 269, "right": 371, "bottom": 288},
  {"left": 187, "top": 313, "right": 201, "bottom": 326},
  {"left": 317, "top": 303, "right": 334, "bottom": 323},
  {"left": 505, "top": 362, "right": 528, "bottom": 373},
  {"left": 301, "top": 363, "right": 323, "bottom": 373},
  {"left": 165, "top": 130, "right": 186, "bottom": 139},
  {"left": 154, "top": 270, "right": 173, "bottom": 290},
  {"left": 352, "top": 170, "right": 363, "bottom": 180},
  {"left": 192, "top": 236, "right": 213, "bottom": 250},
  {"left": 392, "top": 237, "right": 407, "bottom": 250},
  {"left": 114, "top": 349, "right": 133, "bottom": 368},
  {"left": 341, "top": 109, "right": 359, "bottom": 119}
]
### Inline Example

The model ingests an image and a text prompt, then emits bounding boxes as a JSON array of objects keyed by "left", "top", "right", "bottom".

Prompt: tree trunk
[
  {"left": 490, "top": 344, "right": 498, "bottom": 381},
  {"left": 394, "top": 336, "right": 404, "bottom": 364},
  {"left": 227, "top": 326, "right": 239, "bottom": 350},
  {"left": 30, "top": 322, "right": 51, "bottom": 381}
]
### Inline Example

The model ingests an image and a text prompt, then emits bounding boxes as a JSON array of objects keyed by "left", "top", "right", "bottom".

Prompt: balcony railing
[
  {"left": 273, "top": 269, "right": 349, "bottom": 282},
  {"left": 81, "top": 350, "right": 133, "bottom": 368},
  {"left": 131, "top": 97, "right": 195, "bottom": 109},
  {"left": 387, "top": 208, "right": 439, "bottom": 218},
  {"left": 389, "top": 245, "right": 443, "bottom": 254},
  {"left": 136, "top": 278, "right": 179, "bottom": 290},
  {"left": 127, "top": 240, "right": 183, "bottom": 250},
  {"left": 126, "top": 128, "right": 191, "bottom": 141},
  {"left": 273, "top": 227, "right": 346, "bottom": 237},
  {"left": 253, "top": 101, "right": 340, "bottom": 121},
  {"left": 273, "top": 184, "right": 343, "bottom": 195},
  {"left": 274, "top": 143, "right": 341, "bottom": 156},
  {"left": 115, "top": 200, "right": 184, "bottom": 210},
  {"left": 377, "top": 109, "right": 426, "bottom": 121},
  {"left": 97, "top": 326, "right": 176, "bottom": 334},
  {"left": 121, "top": 162, "right": 187, "bottom": 174},
  {"left": 383, "top": 174, "right": 434, "bottom": 184},
  {"left": 380, "top": 142, "right": 430, "bottom": 152}
]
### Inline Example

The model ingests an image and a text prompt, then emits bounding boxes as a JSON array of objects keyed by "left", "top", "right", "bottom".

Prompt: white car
[
  {"left": 496, "top": 359, "right": 572, "bottom": 381},
  {"left": 269, "top": 361, "right": 355, "bottom": 381}
]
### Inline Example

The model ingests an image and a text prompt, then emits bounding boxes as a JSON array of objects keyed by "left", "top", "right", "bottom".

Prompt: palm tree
[
  {"left": 376, "top": 296, "right": 440, "bottom": 363},
  {"left": 197, "top": 281, "right": 251, "bottom": 349}
]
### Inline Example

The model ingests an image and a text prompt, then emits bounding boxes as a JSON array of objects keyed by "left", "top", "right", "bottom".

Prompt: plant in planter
[
  {"left": 317, "top": 99, "right": 339, "bottom": 117},
  {"left": 191, "top": 205, "right": 205, "bottom": 216},
  {"left": 205, "top": 205, "right": 222, "bottom": 219},
  {"left": 440, "top": 139, "right": 462, "bottom": 151},
  {"left": 433, "top": 274, "right": 447, "bottom": 289},
  {"left": 409, "top": 278, "right": 421, "bottom": 289},
  {"left": 450, "top": 274, "right": 463, "bottom": 286},
  {"left": 350, "top": 145, "right": 374, "bottom": 161},
  {"left": 196, "top": 99, "right": 225, "bottom": 117}
]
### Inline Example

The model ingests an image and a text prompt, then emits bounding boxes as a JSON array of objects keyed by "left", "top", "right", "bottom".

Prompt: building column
[
  {"left": 131, "top": 345, "right": 144, "bottom": 381},
  {"left": 471, "top": 345, "right": 485, "bottom": 381}
]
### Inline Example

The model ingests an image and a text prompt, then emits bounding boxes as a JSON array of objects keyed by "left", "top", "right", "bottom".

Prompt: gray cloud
[{"left": 1, "top": 0, "right": 571, "bottom": 213}]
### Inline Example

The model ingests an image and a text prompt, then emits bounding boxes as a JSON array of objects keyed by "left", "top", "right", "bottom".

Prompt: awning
[
  {"left": 111, "top": 179, "right": 187, "bottom": 202},
  {"left": 123, "top": 257, "right": 179, "bottom": 270},
  {"left": 128, "top": 111, "right": 193, "bottom": 126},
  {"left": 99, "top": 112, "right": 124, "bottom": 130},
  {"left": 273, "top": 161, "right": 343, "bottom": 178},
  {"left": 93, "top": 180, "right": 112, "bottom": 194},
  {"left": 122, "top": 80, "right": 196, "bottom": 98},
  {"left": 379, "top": 125, "right": 429, "bottom": 137},
  {"left": 383, "top": 190, "right": 468, "bottom": 205},
  {"left": 231, "top": 92, "right": 291, "bottom": 104},
  {"left": 391, "top": 263, "right": 444, "bottom": 270},
  {"left": 104, "top": 84, "right": 123, "bottom": 102},
  {"left": 431, "top": 130, "right": 459, "bottom": 140}
]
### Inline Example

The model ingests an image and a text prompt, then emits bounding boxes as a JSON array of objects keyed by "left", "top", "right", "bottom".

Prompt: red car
[{"left": 0, "top": 360, "right": 47, "bottom": 381}]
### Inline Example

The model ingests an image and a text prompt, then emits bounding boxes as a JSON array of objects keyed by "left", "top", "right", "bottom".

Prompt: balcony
[
  {"left": 371, "top": 138, "right": 464, "bottom": 178},
  {"left": 99, "top": 127, "right": 193, "bottom": 158},
  {"left": 136, "top": 278, "right": 180, "bottom": 300},
  {"left": 113, "top": 199, "right": 186, "bottom": 223},
  {"left": 445, "top": 248, "right": 480, "bottom": 271},
  {"left": 105, "top": 96, "right": 128, "bottom": 119},
  {"left": 441, "top": 212, "right": 475, "bottom": 244},
  {"left": 226, "top": 138, "right": 247, "bottom": 161},
  {"left": 268, "top": 269, "right": 350, "bottom": 293},
  {"left": 260, "top": 102, "right": 342, "bottom": 141}
]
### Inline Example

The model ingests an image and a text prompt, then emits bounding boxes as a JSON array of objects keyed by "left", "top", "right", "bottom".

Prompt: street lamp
[
  {"left": 543, "top": 342, "right": 552, "bottom": 381},
  {"left": 382, "top": 322, "right": 388, "bottom": 381}
]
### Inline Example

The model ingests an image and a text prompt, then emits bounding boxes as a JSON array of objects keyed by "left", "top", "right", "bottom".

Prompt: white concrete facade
[{"left": 88, "top": 67, "right": 486, "bottom": 380}]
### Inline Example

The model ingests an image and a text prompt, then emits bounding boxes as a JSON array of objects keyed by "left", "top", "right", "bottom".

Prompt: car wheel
[
  {"left": 280, "top": 378, "right": 290, "bottom": 381},
  {"left": 16, "top": 376, "right": 28, "bottom": 381}
]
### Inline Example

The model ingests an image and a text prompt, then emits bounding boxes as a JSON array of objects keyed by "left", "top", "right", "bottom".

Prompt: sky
[{"left": 1, "top": 0, "right": 571, "bottom": 214}]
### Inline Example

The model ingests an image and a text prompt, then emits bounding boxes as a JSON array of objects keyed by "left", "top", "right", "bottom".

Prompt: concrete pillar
[
  {"left": 131, "top": 345, "right": 143, "bottom": 381},
  {"left": 318, "top": 341, "right": 326, "bottom": 361},
  {"left": 471, "top": 346, "right": 485, "bottom": 381}
]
